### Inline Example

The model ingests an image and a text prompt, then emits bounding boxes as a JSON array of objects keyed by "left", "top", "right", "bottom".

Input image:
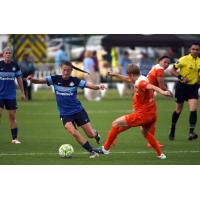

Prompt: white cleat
[
  {"left": 94, "top": 146, "right": 110, "bottom": 155},
  {"left": 11, "top": 139, "right": 21, "bottom": 144},
  {"left": 89, "top": 151, "right": 99, "bottom": 159},
  {"left": 101, "top": 146, "right": 110, "bottom": 155},
  {"left": 157, "top": 153, "right": 167, "bottom": 160}
]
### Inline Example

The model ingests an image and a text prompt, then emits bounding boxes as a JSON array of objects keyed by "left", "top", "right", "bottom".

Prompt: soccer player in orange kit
[
  {"left": 145, "top": 55, "right": 171, "bottom": 147},
  {"left": 95, "top": 64, "right": 172, "bottom": 159},
  {"left": 147, "top": 55, "right": 171, "bottom": 90},
  {"left": 112, "top": 56, "right": 171, "bottom": 147}
]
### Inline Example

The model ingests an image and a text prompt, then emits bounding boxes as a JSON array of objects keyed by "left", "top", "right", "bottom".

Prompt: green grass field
[{"left": 0, "top": 89, "right": 199, "bottom": 165}]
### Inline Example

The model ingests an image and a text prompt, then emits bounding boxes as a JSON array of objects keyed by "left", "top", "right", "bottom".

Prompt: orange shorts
[{"left": 125, "top": 111, "right": 157, "bottom": 128}]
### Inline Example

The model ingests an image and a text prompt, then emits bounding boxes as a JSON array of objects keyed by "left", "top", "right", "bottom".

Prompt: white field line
[{"left": 0, "top": 150, "right": 200, "bottom": 156}]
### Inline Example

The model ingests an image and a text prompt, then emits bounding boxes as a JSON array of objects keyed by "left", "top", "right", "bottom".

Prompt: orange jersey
[
  {"left": 147, "top": 64, "right": 164, "bottom": 86},
  {"left": 133, "top": 76, "right": 156, "bottom": 113}
]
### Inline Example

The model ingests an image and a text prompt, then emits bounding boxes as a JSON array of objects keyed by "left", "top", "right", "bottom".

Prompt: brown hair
[
  {"left": 158, "top": 55, "right": 170, "bottom": 62},
  {"left": 62, "top": 61, "right": 90, "bottom": 74},
  {"left": 126, "top": 64, "right": 140, "bottom": 75}
]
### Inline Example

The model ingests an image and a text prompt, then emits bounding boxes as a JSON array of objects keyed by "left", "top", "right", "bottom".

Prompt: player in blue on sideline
[
  {"left": 27, "top": 61, "right": 106, "bottom": 158},
  {"left": 0, "top": 47, "right": 26, "bottom": 144}
]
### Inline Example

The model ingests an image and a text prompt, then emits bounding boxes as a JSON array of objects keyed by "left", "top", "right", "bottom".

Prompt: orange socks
[
  {"left": 104, "top": 126, "right": 161, "bottom": 156},
  {"left": 104, "top": 127, "right": 119, "bottom": 150},
  {"left": 104, "top": 126, "right": 128, "bottom": 150},
  {"left": 145, "top": 133, "right": 161, "bottom": 156}
]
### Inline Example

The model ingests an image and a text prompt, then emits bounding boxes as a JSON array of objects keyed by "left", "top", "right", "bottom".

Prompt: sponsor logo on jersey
[
  {"left": 69, "top": 82, "right": 74, "bottom": 86},
  {"left": 56, "top": 91, "right": 73, "bottom": 96}
]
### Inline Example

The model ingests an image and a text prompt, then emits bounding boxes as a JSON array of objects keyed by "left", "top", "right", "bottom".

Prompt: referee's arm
[
  {"left": 170, "top": 65, "right": 179, "bottom": 77},
  {"left": 198, "top": 69, "right": 200, "bottom": 84},
  {"left": 170, "top": 65, "right": 189, "bottom": 83}
]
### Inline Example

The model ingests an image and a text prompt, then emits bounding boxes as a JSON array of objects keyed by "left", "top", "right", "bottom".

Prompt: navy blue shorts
[
  {"left": 60, "top": 109, "right": 90, "bottom": 127},
  {"left": 0, "top": 99, "right": 17, "bottom": 110},
  {"left": 175, "top": 82, "right": 199, "bottom": 103}
]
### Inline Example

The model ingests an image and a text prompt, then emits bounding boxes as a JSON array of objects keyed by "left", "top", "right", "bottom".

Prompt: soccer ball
[{"left": 58, "top": 144, "right": 74, "bottom": 158}]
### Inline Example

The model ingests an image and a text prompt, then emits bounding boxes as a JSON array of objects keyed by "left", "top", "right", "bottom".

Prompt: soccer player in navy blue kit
[
  {"left": 28, "top": 61, "right": 106, "bottom": 158},
  {"left": 0, "top": 47, "right": 26, "bottom": 144}
]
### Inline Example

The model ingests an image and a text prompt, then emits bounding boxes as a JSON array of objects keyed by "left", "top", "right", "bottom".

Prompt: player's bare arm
[
  {"left": 85, "top": 82, "right": 106, "bottom": 90},
  {"left": 157, "top": 76, "right": 168, "bottom": 90},
  {"left": 27, "top": 75, "right": 47, "bottom": 84},
  {"left": 147, "top": 83, "right": 172, "bottom": 97},
  {"left": 16, "top": 77, "right": 26, "bottom": 101},
  {"left": 107, "top": 71, "right": 130, "bottom": 82}
]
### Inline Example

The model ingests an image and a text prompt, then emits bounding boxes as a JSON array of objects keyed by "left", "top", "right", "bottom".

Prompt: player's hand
[
  {"left": 107, "top": 71, "right": 116, "bottom": 77},
  {"left": 21, "top": 94, "right": 26, "bottom": 101},
  {"left": 163, "top": 90, "right": 173, "bottom": 97},
  {"left": 99, "top": 84, "right": 107, "bottom": 90},
  {"left": 182, "top": 77, "right": 189, "bottom": 83},
  {"left": 167, "top": 90, "right": 173, "bottom": 97},
  {"left": 27, "top": 75, "right": 33, "bottom": 81}
]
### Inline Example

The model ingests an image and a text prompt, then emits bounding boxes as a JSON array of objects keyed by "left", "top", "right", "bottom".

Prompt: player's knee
[
  {"left": 65, "top": 125, "right": 75, "bottom": 135},
  {"left": 112, "top": 121, "right": 119, "bottom": 128},
  {"left": 176, "top": 110, "right": 182, "bottom": 114},
  {"left": 176, "top": 106, "right": 183, "bottom": 113},
  {"left": 8, "top": 114, "right": 16, "bottom": 122}
]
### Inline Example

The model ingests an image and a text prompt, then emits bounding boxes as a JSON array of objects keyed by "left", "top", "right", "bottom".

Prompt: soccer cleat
[
  {"left": 94, "top": 131, "right": 101, "bottom": 144},
  {"left": 188, "top": 132, "right": 198, "bottom": 141},
  {"left": 157, "top": 153, "right": 167, "bottom": 160},
  {"left": 89, "top": 151, "right": 99, "bottom": 159},
  {"left": 11, "top": 139, "right": 21, "bottom": 144},
  {"left": 94, "top": 146, "right": 110, "bottom": 155},
  {"left": 169, "top": 128, "right": 175, "bottom": 141}
]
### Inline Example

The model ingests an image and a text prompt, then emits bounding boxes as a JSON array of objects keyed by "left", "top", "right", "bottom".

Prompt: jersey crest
[{"left": 69, "top": 82, "right": 75, "bottom": 87}]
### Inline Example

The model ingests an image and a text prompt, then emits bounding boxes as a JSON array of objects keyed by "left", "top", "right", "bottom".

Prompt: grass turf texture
[{"left": 0, "top": 89, "right": 199, "bottom": 165}]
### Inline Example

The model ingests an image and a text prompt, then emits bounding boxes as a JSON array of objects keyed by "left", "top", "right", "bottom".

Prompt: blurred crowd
[
  {"left": 0, "top": 44, "right": 181, "bottom": 101},
  {"left": 63, "top": 46, "right": 180, "bottom": 99}
]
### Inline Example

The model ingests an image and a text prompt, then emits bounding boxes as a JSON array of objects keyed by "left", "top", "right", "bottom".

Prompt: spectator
[
  {"left": 55, "top": 46, "right": 68, "bottom": 74},
  {"left": 140, "top": 52, "right": 154, "bottom": 76},
  {"left": 119, "top": 51, "right": 132, "bottom": 76},
  {"left": 83, "top": 50, "right": 100, "bottom": 101},
  {"left": 111, "top": 47, "right": 119, "bottom": 73},
  {"left": 92, "top": 51, "right": 101, "bottom": 100},
  {"left": 117, "top": 51, "right": 132, "bottom": 96},
  {"left": 19, "top": 53, "right": 35, "bottom": 100}
]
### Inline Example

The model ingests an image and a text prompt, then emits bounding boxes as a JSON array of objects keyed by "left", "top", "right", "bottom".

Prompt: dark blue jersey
[
  {"left": 46, "top": 75, "right": 86, "bottom": 115},
  {"left": 0, "top": 60, "right": 22, "bottom": 99}
]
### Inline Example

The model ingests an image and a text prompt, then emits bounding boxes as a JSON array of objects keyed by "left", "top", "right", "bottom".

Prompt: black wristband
[{"left": 178, "top": 75, "right": 184, "bottom": 81}]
